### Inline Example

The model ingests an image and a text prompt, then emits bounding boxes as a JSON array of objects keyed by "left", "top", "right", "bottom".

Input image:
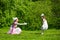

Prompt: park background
[{"left": 0, "top": 0, "right": 60, "bottom": 40}]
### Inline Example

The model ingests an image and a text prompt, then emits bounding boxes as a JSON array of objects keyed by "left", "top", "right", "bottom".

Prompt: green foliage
[
  {"left": 51, "top": 0, "right": 60, "bottom": 29},
  {"left": 0, "top": 0, "right": 60, "bottom": 30}
]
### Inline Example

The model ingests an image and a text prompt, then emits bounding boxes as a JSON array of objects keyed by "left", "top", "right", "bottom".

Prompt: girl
[
  {"left": 41, "top": 14, "right": 48, "bottom": 35},
  {"left": 7, "top": 17, "right": 22, "bottom": 34}
]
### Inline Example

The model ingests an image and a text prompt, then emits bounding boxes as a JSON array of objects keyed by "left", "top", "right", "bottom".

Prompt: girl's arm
[
  {"left": 17, "top": 23, "right": 27, "bottom": 25},
  {"left": 14, "top": 22, "right": 27, "bottom": 25}
]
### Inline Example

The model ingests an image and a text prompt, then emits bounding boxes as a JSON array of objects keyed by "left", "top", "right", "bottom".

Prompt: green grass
[{"left": 0, "top": 28, "right": 60, "bottom": 40}]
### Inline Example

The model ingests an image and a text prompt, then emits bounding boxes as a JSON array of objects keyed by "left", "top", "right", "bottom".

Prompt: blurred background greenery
[{"left": 0, "top": 0, "right": 60, "bottom": 30}]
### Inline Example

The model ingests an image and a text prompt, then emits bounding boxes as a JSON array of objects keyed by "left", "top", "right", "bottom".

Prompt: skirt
[
  {"left": 7, "top": 27, "right": 22, "bottom": 34},
  {"left": 41, "top": 24, "right": 48, "bottom": 30}
]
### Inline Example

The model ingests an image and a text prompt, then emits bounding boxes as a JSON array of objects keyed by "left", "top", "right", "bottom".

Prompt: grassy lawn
[{"left": 0, "top": 28, "right": 60, "bottom": 40}]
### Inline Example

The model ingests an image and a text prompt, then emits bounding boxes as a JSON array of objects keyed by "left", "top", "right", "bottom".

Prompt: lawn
[{"left": 0, "top": 28, "right": 60, "bottom": 40}]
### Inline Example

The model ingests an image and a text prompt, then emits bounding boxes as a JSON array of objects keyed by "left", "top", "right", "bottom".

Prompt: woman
[
  {"left": 7, "top": 17, "right": 22, "bottom": 34},
  {"left": 41, "top": 13, "right": 48, "bottom": 35}
]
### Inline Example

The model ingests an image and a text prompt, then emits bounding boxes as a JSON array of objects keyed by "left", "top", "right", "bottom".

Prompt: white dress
[
  {"left": 12, "top": 27, "right": 21, "bottom": 34},
  {"left": 41, "top": 19, "right": 48, "bottom": 30},
  {"left": 7, "top": 22, "right": 22, "bottom": 34}
]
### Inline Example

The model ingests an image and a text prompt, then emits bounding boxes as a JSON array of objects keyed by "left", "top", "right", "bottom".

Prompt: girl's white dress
[
  {"left": 7, "top": 22, "right": 22, "bottom": 34},
  {"left": 41, "top": 19, "right": 48, "bottom": 30}
]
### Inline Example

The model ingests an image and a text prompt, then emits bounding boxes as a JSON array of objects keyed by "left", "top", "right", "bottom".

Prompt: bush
[{"left": 0, "top": 0, "right": 60, "bottom": 30}]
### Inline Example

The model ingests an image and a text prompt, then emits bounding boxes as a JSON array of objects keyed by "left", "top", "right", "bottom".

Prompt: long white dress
[{"left": 41, "top": 19, "right": 48, "bottom": 30}]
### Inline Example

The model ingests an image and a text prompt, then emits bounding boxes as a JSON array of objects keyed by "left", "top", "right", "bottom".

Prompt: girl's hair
[{"left": 42, "top": 16, "right": 46, "bottom": 19}]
